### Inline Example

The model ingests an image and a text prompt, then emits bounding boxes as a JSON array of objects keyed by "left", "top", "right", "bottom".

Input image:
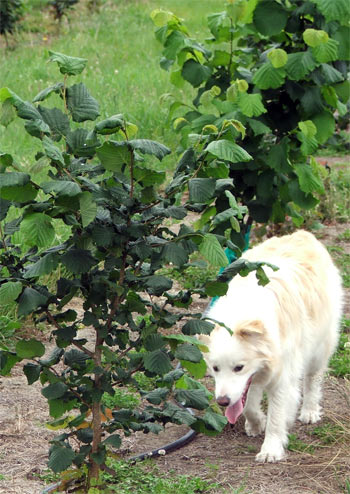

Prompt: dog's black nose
[{"left": 217, "top": 395, "right": 230, "bottom": 407}]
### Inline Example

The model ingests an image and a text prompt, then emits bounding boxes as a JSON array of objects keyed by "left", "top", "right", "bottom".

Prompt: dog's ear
[{"left": 235, "top": 320, "right": 265, "bottom": 339}]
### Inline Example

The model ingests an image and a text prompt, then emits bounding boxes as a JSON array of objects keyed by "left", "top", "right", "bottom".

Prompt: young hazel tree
[{"left": 0, "top": 52, "right": 270, "bottom": 491}]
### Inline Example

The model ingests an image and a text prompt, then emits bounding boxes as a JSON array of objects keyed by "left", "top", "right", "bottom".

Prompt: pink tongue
[{"left": 225, "top": 399, "right": 243, "bottom": 424}]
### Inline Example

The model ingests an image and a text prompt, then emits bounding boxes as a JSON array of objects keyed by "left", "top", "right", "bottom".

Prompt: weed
[
  {"left": 102, "top": 460, "right": 219, "bottom": 494},
  {"left": 102, "top": 389, "right": 140, "bottom": 411},
  {"left": 337, "top": 229, "right": 350, "bottom": 242},
  {"left": 287, "top": 434, "right": 315, "bottom": 454},
  {"left": 312, "top": 422, "right": 347, "bottom": 445}
]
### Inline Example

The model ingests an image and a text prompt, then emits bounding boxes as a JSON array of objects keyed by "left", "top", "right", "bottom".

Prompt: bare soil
[{"left": 0, "top": 223, "right": 349, "bottom": 494}]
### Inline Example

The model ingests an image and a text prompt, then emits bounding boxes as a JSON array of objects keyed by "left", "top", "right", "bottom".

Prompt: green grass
[
  {"left": 0, "top": 0, "right": 223, "bottom": 168},
  {"left": 329, "top": 317, "right": 350, "bottom": 378},
  {"left": 102, "top": 460, "right": 219, "bottom": 494}
]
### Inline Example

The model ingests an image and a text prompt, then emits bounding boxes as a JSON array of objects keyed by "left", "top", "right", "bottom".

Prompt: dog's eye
[
  {"left": 213, "top": 365, "right": 219, "bottom": 372},
  {"left": 233, "top": 365, "right": 244, "bottom": 372}
]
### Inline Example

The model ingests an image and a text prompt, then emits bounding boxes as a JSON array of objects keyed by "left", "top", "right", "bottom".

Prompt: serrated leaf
[
  {"left": 303, "top": 28, "right": 329, "bottom": 47},
  {"left": 23, "top": 362, "right": 41, "bottom": 385},
  {"left": 96, "top": 141, "right": 131, "bottom": 172},
  {"left": 66, "top": 83, "right": 100, "bottom": 123},
  {"left": 199, "top": 233, "right": 228, "bottom": 267},
  {"left": 181, "top": 59, "right": 212, "bottom": 87},
  {"left": 49, "top": 51, "right": 88, "bottom": 76},
  {"left": 80, "top": 191, "right": 97, "bottom": 227},
  {"left": 48, "top": 444, "right": 75, "bottom": 473},
  {"left": 16, "top": 338, "right": 45, "bottom": 358},
  {"left": 143, "top": 350, "right": 172, "bottom": 375},
  {"left": 182, "top": 319, "right": 214, "bottom": 335},
  {"left": 24, "top": 253, "right": 59, "bottom": 279},
  {"left": 61, "top": 249, "right": 97, "bottom": 275},
  {"left": 95, "top": 114, "right": 124, "bottom": 135},
  {"left": 42, "top": 381, "right": 68, "bottom": 400},
  {"left": 66, "top": 128, "right": 99, "bottom": 157},
  {"left": 63, "top": 349, "right": 90, "bottom": 367},
  {"left": 285, "top": 51, "right": 317, "bottom": 81},
  {"left": 181, "top": 359, "right": 207, "bottom": 379},
  {"left": 41, "top": 180, "right": 82, "bottom": 197},
  {"left": 128, "top": 139, "right": 171, "bottom": 161},
  {"left": 175, "top": 388, "right": 209, "bottom": 410},
  {"left": 298, "top": 120, "right": 317, "bottom": 138},
  {"left": 143, "top": 387, "right": 169, "bottom": 405},
  {"left": 17, "top": 287, "right": 49, "bottom": 317},
  {"left": 252, "top": 62, "right": 285, "bottom": 89},
  {"left": 188, "top": 178, "right": 216, "bottom": 203},
  {"left": 19, "top": 213, "right": 55, "bottom": 248},
  {"left": 0, "top": 172, "right": 30, "bottom": 187},
  {"left": 145, "top": 275, "right": 173, "bottom": 296},
  {"left": 206, "top": 139, "right": 252, "bottom": 162},
  {"left": 38, "top": 106, "right": 70, "bottom": 141},
  {"left": 103, "top": 434, "right": 122, "bottom": 448},
  {"left": 253, "top": 0, "right": 288, "bottom": 35},
  {"left": 294, "top": 163, "right": 324, "bottom": 195},
  {"left": 267, "top": 48, "right": 288, "bottom": 68},
  {"left": 311, "top": 0, "right": 349, "bottom": 22},
  {"left": 0, "top": 281, "right": 22, "bottom": 305},
  {"left": 33, "top": 83, "right": 64, "bottom": 103},
  {"left": 312, "top": 111, "right": 335, "bottom": 144},
  {"left": 237, "top": 93, "right": 267, "bottom": 117},
  {"left": 161, "top": 243, "right": 188, "bottom": 267},
  {"left": 42, "top": 136, "right": 65, "bottom": 165},
  {"left": 288, "top": 180, "right": 319, "bottom": 210},
  {"left": 202, "top": 409, "right": 227, "bottom": 432},
  {"left": 175, "top": 343, "right": 202, "bottom": 363},
  {"left": 312, "top": 38, "right": 338, "bottom": 63},
  {"left": 205, "top": 281, "right": 228, "bottom": 297}
]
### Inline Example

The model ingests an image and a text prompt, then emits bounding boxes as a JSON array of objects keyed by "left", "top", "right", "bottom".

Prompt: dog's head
[{"left": 198, "top": 320, "right": 273, "bottom": 424}]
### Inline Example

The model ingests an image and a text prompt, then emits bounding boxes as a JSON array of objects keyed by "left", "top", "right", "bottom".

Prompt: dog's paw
[
  {"left": 245, "top": 415, "right": 266, "bottom": 437},
  {"left": 298, "top": 406, "right": 322, "bottom": 424},
  {"left": 255, "top": 446, "right": 286, "bottom": 463}
]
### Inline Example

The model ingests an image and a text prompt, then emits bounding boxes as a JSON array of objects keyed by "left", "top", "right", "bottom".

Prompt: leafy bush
[
  {"left": 0, "top": 0, "right": 22, "bottom": 46},
  {"left": 49, "top": 0, "right": 79, "bottom": 22},
  {"left": 152, "top": 0, "right": 350, "bottom": 236},
  {"left": 0, "top": 51, "right": 265, "bottom": 490}
]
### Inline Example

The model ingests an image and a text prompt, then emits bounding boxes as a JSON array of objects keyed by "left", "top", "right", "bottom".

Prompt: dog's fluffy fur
[{"left": 201, "top": 231, "right": 343, "bottom": 463}]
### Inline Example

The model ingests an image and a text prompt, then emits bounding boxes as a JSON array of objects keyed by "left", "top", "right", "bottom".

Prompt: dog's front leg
[
  {"left": 244, "top": 384, "right": 266, "bottom": 436},
  {"left": 255, "top": 382, "right": 300, "bottom": 463}
]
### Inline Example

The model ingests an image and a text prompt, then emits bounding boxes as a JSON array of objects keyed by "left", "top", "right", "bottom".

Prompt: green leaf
[
  {"left": 182, "top": 319, "right": 214, "bottom": 335},
  {"left": 24, "top": 253, "right": 59, "bottom": 279},
  {"left": 145, "top": 275, "right": 173, "bottom": 296},
  {"left": 267, "top": 48, "right": 288, "bottom": 68},
  {"left": 0, "top": 281, "right": 22, "bottom": 305},
  {"left": 143, "top": 349, "right": 172, "bottom": 375},
  {"left": 285, "top": 51, "right": 317, "bottom": 81},
  {"left": 63, "top": 349, "right": 89, "bottom": 367},
  {"left": 42, "top": 381, "right": 68, "bottom": 400},
  {"left": 42, "top": 136, "right": 65, "bottom": 165},
  {"left": 294, "top": 163, "right": 324, "bottom": 195},
  {"left": 128, "top": 139, "right": 171, "bottom": 161},
  {"left": 95, "top": 114, "right": 125, "bottom": 135},
  {"left": 19, "top": 213, "right": 55, "bottom": 248},
  {"left": 175, "top": 343, "right": 202, "bottom": 363},
  {"left": 0, "top": 172, "right": 30, "bottom": 187},
  {"left": 253, "top": 0, "right": 288, "bottom": 35},
  {"left": 0, "top": 99, "right": 15, "bottom": 127},
  {"left": 312, "top": 111, "right": 335, "bottom": 144},
  {"left": 181, "top": 60, "right": 212, "bottom": 87},
  {"left": 206, "top": 139, "right": 252, "bottom": 162},
  {"left": 311, "top": 0, "right": 349, "bottom": 22},
  {"left": 33, "top": 83, "right": 64, "bottom": 103},
  {"left": 48, "top": 444, "right": 75, "bottom": 473},
  {"left": 61, "top": 249, "right": 97, "bottom": 275},
  {"left": 41, "top": 180, "right": 82, "bottom": 197},
  {"left": 288, "top": 180, "right": 319, "bottom": 210},
  {"left": 181, "top": 359, "right": 207, "bottom": 379},
  {"left": 161, "top": 243, "right": 188, "bottom": 267},
  {"left": 23, "top": 363, "right": 41, "bottom": 385},
  {"left": 298, "top": 120, "right": 317, "bottom": 138},
  {"left": 16, "top": 338, "right": 45, "bottom": 358},
  {"left": 252, "top": 62, "right": 285, "bottom": 89},
  {"left": 199, "top": 233, "right": 228, "bottom": 267},
  {"left": 312, "top": 38, "right": 338, "bottom": 63},
  {"left": 143, "top": 387, "right": 169, "bottom": 405},
  {"left": 80, "top": 191, "right": 97, "bottom": 227},
  {"left": 333, "top": 26, "right": 350, "bottom": 61},
  {"left": 96, "top": 141, "right": 131, "bottom": 172},
  {"left": 201, "top": 409, "right": 227, "bottom": 432},
  {"left": 49, "top": 51, "right": 88, "bottom": 76},
  {"left": 38, "top": 106, "right": 70, "bottom": 141},
  {"left": 66, "top": 129, "right": 99, "bottom": 157},
  {"left": 66, "top": 83, "right": 100, "bottom": 122},
  {"left": 188, "top": 178, "right": 216, "bottom": 203},
  {"left": 17, "top": 287, "right": 49, "bottom": 317},
  {"left": 303, "top": 29, "right": 329, "bottom": 47},
  {"left": 237, "top": 93, "right": 267, "bottom": 117},
  {"left": 205, "top": 281, "right": 228, "bottom": 297},
  {"left": 175, "top": 388, "right": 209, "bottom": 410},
  {"left": 103, "top": 434, "right": 122, "bottom": 449}
]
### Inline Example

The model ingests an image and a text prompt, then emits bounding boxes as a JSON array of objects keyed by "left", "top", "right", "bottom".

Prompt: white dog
[{"left": 200, "top": 231, "right": 343, "bottom": 462}]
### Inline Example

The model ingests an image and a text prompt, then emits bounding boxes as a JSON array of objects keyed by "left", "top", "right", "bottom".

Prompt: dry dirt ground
[{"left": 0, "top": 224, "right": 349, "bottom": 494}]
